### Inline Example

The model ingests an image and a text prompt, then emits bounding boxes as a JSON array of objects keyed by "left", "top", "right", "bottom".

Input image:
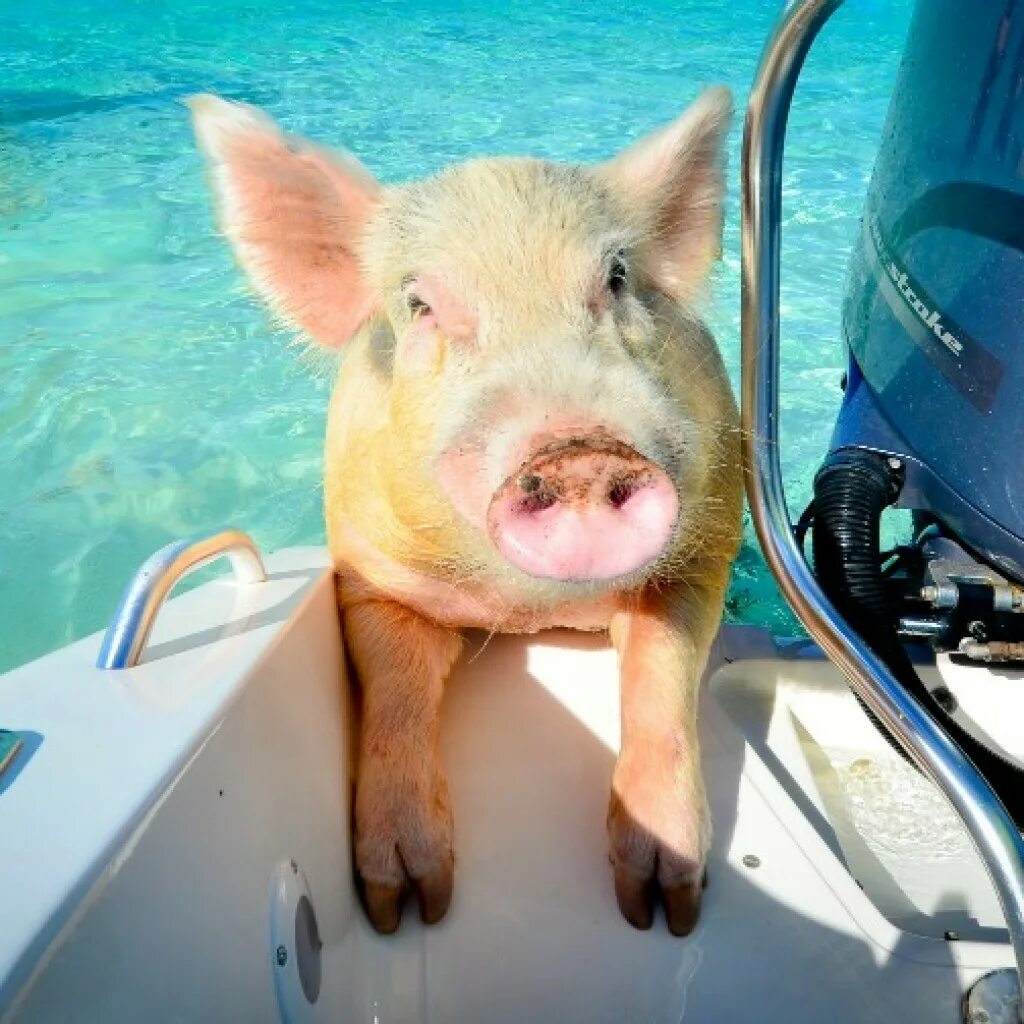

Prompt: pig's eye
[
  {"left": 406, "top": 291, "right": 433, "bottom": 319},
  {"left": 607, "top": 253, "right": 628, "bottom": 297}
]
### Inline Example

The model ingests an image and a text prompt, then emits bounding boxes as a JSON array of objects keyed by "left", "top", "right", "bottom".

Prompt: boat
[{"left": 4, "top": 1, "right": 1024, "bottom": 1021}]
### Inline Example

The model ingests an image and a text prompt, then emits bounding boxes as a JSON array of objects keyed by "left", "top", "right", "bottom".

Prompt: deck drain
[
  {"left": 270, "top": 859, "right": 322, "bottom": 1020},
  {"left": 962, "top": 968, "right": 1021, "bottom": 1024}
]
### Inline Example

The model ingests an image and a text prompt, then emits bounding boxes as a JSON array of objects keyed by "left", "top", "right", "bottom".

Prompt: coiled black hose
[{"left": 812, "top": 447, "right": 1024, "bottom": 828}]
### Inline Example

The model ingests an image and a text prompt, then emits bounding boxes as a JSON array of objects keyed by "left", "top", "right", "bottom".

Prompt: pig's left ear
[
  {"left": 189, "top": 94, "right": 379, "bottom": 348},
  {"left": 597, "top": 86, "right": 732, "bottom": 304}
]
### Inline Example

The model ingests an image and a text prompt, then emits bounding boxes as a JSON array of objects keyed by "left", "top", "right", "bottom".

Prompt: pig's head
[{"left": 190, "top": 90, "right": 732, "bottom": 598}]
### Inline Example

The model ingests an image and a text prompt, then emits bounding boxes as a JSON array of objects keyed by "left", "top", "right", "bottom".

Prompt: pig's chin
[{"left": 484, "top": 465, "right": 680, "bottom": 586}]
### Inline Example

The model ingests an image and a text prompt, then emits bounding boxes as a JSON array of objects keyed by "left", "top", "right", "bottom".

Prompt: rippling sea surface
[{"left": 0, "top": 0, "right": 912, "bottom": 672}]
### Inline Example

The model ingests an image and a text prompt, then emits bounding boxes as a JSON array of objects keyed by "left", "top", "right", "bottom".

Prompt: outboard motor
[
  {"left": 804, "top": 0, "right": 1024, "bottom": 822},
  {"left": 745, "top": 1, "right": 1024, "bottom": 1015}
]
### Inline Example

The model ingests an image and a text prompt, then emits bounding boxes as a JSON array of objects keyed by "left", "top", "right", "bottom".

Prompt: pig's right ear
[
  {"left": 188, "top": 94, "right": 379, "bottom": 348},
  {"left": 597, "top": 86, "right": 732, "bottom": 305}
]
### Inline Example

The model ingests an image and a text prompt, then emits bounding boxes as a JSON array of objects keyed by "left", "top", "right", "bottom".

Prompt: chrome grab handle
[
  {"left": 96, "top": 529, "right": 267, "bottom": 670},
  {"left": 740, "top": 0, "right": 1024, "bottom": 1014}
]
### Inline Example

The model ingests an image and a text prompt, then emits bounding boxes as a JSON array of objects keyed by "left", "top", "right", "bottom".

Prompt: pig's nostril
[
  {"left": 518, "top": 473, "right": 559, "bottom": 513},
  {"left": 607, "top": 478, "right": 636, "bottom": 509},
  {"left": 520, "top": 490, "right": 557, "bottom": 514}
]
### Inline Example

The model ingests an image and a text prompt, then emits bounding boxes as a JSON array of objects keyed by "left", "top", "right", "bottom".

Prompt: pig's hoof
[
  {"left": 359, "top": 859, "right": 454, "bottom": 934},
  {"left": 354, "top": 767, "right": 455, "bottom": 933},
  {"left": 606, "top": 785, "right": 707, "bottom": 936}
]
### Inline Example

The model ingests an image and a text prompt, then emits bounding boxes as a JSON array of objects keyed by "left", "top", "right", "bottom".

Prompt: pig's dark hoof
[
  {"left": 353, "top": 762, "right": 456, "bottom": 934},
  {"left": 358, "top": 858, "right": 454, "bottom": 934},
  {"left": 614, "top": 864, "right": 657, "bottom": 931},
  {"left": 414, "top": 859, "right": 455, "bottom": 925},
  {"left": 613, "top": 865, "right": 705, "bottom": 936},
  {"left": 662, "top": 876, "right": 704, "bottom": 937},
  {"left": 362, "top": 879, "right": 407, "bottom": 934},
  {"left": 606, "top": 784, "right": 707, "bottom": 937}
]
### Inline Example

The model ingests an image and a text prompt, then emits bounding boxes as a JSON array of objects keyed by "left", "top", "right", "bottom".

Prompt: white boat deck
[{"left": 0, "top": 547, "right": 1016, "bottom": 1022}]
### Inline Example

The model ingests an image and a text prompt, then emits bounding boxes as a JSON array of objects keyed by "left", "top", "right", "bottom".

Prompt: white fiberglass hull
[{"left": 0, "top": 547, "right": 1017, "bottom": 1022}]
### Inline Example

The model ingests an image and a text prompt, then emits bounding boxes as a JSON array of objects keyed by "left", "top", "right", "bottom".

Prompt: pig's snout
[{"left": 486, "top": 436, "right": 678, "bottom": 582}]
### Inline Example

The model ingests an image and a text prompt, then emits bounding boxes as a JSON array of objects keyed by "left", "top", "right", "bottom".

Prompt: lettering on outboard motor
[
  {"left": 865, "top": 216, "right": 1003, "bottom": 413},
  {"left": 875, "top": 226, "right": 963, "bottom": 356}
]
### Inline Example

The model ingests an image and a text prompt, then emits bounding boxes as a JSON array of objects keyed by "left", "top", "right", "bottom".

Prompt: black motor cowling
[{"left": 811, "top": 447, "right": 1024, "bottom": 826}]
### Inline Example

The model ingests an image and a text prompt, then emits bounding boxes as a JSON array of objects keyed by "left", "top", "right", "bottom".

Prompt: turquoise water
[{"left": 0, "top": 1, "right": 912, "bottom": 673}]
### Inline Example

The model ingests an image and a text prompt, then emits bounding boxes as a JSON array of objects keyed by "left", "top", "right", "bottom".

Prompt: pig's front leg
[
  {"left": 607, "top": 578, "right": 724, "bottom": 935},
  {"left": 343, "top": 597, "right": 462, "bottom": 934}
]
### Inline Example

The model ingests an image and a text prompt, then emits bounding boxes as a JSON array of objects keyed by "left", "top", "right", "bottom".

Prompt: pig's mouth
[{"left": 485, "top": 435, "right": 679, "bottom": 583}]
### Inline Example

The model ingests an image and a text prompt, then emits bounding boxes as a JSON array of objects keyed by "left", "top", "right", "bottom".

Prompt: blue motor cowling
[
  {"left": 820, "top": 0, "right": 1024, "bottom": 664},
  {"left": 808, "top": 0, "right": 1024, "bottom": 809}
]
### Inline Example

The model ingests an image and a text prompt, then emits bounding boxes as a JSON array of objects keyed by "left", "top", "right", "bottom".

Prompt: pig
[{"left": 189, "top": 87, "right": 742, "bottom": 937}]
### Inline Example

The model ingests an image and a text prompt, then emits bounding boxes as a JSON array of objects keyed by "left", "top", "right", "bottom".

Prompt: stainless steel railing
[
  {"left": 96, "top": 528, "right": 266, "bottom": 670},
  {"left": 740, "top": 0, "right": 1024, "bottom": 1013}
]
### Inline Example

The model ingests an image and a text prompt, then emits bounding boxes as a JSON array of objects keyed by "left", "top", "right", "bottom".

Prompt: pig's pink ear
[
  {"left": 598, "top": 86, "right": 732, "bottom": 304},
  {"left": 188, "top": 94, "right": 379, "bottom": 348}
]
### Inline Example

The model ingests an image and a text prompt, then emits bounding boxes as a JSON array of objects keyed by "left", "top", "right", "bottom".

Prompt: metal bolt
[
  {"left": 887, "top": 457, "right": 903, "bottom": 471},
  {"left": 920, "top": 585, "right": 939, "bottom": 603},
  {"left": 742, "top": 854, "right": 761, "bottom": 869},
  {"left": 276, "top": 944, "right": 288, "bottom": 967}
]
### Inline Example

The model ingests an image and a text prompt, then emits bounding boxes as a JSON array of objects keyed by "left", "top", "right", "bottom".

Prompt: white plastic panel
[
  {"left": 1, "top": 548, "right": 347, "bottom": 1020},
  {"left": 3, "top": 548, "right": 1016, "bottom": 1022}
]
